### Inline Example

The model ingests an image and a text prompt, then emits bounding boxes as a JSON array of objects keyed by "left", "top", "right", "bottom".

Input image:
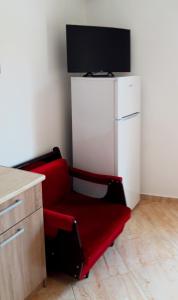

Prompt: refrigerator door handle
[{"left": 116, "top": 112, "right": 140, "bottom": 121}]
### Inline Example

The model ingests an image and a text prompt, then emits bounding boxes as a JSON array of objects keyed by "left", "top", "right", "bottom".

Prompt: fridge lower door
[{"left": 115, "top": 113, "right": 141, "bottom": 209}]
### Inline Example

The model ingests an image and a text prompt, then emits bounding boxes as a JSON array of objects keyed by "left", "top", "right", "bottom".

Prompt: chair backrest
[{"left": 32, "top": 159, "right": 71, "bottom": 208}]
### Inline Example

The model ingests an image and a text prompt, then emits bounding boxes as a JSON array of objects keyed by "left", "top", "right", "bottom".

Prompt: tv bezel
[{"left": 66, "top": 24, "right": 131, "bottom": 74}]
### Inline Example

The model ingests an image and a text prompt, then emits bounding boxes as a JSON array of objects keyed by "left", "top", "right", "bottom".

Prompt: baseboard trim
[{"left": 141, "top": 194, "right": 178, "bottom": 202}]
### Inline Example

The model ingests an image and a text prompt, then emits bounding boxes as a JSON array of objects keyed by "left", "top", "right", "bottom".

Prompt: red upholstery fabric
[
  {"left": 70, "top": 167, "right": 123, "bottom": 184},
  {"left": 31, "top": 158, "right": 131, "bottom": 279},
  {"left": 32, "top": 159, "right": 70, "bottom": 208},
  {"left": 44, "top": 209, "right": 75, "bottom": 237},
  {"left": 80, "top": 221, "right": 127, "bottom": 279},
  {"left": 54, "top": 192, "right": 131, "bottom": 278}
]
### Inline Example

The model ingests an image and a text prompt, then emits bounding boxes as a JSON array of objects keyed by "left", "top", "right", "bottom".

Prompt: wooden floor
[{"left": 29, "top": 197, "right": 178, "bottom": 300}]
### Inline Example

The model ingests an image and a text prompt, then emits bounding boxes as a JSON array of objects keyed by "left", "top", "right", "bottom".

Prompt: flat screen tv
[{"left": 66, "top": 25, "right": 131, "bottom": 76}]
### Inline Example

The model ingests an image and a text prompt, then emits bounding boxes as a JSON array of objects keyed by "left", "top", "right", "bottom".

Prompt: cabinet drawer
[
  {"left": 0, "top": 184, "right": 42, "bottom": 235},
  {"left": 0, "top": 208, "right": 46, "bottom": 300}
]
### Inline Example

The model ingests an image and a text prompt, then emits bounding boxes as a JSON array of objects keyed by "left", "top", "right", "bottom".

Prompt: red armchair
[{"left": 15, "top": 147, "right": 131, "bottom": 279}]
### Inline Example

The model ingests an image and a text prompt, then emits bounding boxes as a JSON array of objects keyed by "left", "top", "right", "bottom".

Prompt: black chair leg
[{"left": 85, "top": 273, "right": 89, "bottom": 279}]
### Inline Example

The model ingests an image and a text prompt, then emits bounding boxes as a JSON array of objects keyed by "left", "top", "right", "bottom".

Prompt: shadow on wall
[{"left": 31, "top": 21, "right": 72, "bottom": 163}]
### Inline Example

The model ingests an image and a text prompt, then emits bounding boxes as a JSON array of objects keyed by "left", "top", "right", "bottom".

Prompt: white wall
[
  {"left": 86, "top": 0, "right": 178, "bottom": 198},
  {"left": 2, "top": 0, "right": 178, "bottom": 198},
  {"left": 0, "top": 0, "right": 86, "bottom": 166}
]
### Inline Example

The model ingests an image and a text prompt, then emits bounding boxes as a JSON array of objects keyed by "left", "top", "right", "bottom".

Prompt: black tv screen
[{"left": 66, "top": 25, "right": 131, "bottom": 74}]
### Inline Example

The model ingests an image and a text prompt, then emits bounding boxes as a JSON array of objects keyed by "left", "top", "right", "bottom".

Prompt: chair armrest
[
  {"left": 44, "top": 208, "right": 75, "bottom": 238},
  {"left": 104, "top": 181, "right": 126, "bottom": 206},
  {"left": 70, "top": 167, "right": 122, "bottom": 185},
  {"left": 70, "top": 168, "right": 126, "bottom": 206}
]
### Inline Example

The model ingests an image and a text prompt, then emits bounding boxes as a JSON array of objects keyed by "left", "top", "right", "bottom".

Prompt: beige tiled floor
[{"left": 29, "top": 197, "right": 178, "bottom": 300}]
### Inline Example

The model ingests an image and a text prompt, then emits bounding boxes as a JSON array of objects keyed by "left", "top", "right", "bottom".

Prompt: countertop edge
[{"left": 0, "top": 174, "right": 45, "bottom": 206}]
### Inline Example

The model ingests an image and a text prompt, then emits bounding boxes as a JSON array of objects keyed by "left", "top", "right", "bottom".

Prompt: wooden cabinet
[
  {"left": 0, "top": 184, "right": 42, "bottom": 235},
  {"left": 0, "top": 167, "right": 46, "bottom": 300}
]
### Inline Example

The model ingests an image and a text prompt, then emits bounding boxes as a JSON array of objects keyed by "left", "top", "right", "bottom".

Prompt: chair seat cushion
[{"left": 54, "top": 192, "right": 131, "bottom": 277}]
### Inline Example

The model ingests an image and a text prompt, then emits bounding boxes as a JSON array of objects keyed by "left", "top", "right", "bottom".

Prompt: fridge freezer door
[
  {"left": 71, "top": 78, "right": 115, "bottom": 198},
  {"left": 115, "top": 76, "right": 141, "bottom": 119},
  {"left": 72, "top": 78, "right": 115, "bottom": 174},
  {"left": 115, "top": 113, "right": 141, "bottom": 209}
]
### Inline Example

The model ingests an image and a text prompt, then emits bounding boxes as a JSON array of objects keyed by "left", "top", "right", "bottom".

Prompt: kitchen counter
[{"left": 0, "top": 165, "right": 45, "bottom": 205}]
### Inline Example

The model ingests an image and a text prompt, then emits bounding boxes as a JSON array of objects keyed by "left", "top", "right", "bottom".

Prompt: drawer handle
[
  {"left": 0, "top": 199, "right": 23, "bottom": 217},
  {"left": 0, "top": 228, "right": 24, "bottom": 249}
]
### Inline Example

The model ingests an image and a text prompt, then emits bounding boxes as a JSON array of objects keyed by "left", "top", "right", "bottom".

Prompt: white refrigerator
[{"left": 71, "top": 76, "right": 141, "bottom": 209}]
